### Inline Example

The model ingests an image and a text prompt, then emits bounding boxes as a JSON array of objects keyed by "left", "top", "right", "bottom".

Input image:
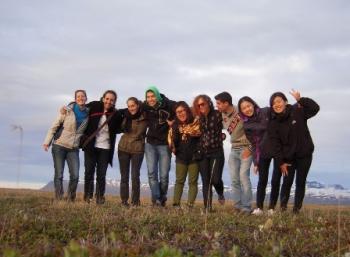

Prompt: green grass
[{"left": 0, "top": 189, "right": 349, "bottom": 257}]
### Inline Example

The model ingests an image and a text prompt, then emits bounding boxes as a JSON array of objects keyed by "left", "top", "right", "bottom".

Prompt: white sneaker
[
  {"left": 267, "top": 209, "right": 275, "bottom": 216},
  {"left": 252, "top": 208, "right": 263, "bottom": 216}
]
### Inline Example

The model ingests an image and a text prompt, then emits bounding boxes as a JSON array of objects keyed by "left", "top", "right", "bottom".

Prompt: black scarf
[
  {"left": 274, "top": 104, "right": 292, "bottom": 122},
  {"left": 124, "top": 108, "right": 142, "bottom": 133}
]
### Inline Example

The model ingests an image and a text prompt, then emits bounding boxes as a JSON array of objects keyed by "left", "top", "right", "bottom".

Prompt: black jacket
[
  {"left": 83, "top": 101, "right": 123, "bottom": 166},
  {"left": 269, "top": 97, "right": 320, "bottom": 167},
  {"left": 143, "top": 94, "right": 176, "bottom": 145}
]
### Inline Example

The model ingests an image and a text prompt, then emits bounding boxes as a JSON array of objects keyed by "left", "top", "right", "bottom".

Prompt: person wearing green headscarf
[{"left": 143, "top": 85, "right": 176, "bottom": 206}]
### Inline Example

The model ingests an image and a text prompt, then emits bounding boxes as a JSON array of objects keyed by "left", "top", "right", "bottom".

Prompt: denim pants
[
  {"left": 51, "top": 144, "right": 79, "bottom": 200},
  {"left": 173, "top": 161, "right": 199, "bottom": 206},
  {"left": 84, "top": 147, "right": 110, "bottom": 202},
  {"left": 228, "top": 147, "right": 253, "bottom": 211},
  {"left": 199, "top": 151, "right": 225, "bottom": 209},
  {"left": 145, "top": 143, "right": 171, "bottom": 203},
  {"left": 118, "top": 150, "right": 144, "bottom": 205}
]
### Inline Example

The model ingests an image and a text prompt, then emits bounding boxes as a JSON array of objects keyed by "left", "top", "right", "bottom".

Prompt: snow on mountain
[{"left": 41, "top": 179, "right": 350, "bottom": 204}]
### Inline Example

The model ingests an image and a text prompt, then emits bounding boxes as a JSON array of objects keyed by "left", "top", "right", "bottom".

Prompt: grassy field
[{"left": 0, "top": 188, "right": 349, "bottom": 257}]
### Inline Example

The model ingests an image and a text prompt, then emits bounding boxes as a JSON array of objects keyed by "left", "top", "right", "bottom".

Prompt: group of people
[{"left": 43, "top": 86, "right": 319, "bottom": 214}]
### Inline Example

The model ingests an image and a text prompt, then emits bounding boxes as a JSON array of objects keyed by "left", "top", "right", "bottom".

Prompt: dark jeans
[
  {"left": 84, "top": 147, "right": 110, "bottom": 203},
  {"left": 256, "top": 157, "right": 279, "bottom": 209},
  {"left": 118, "top": 150, "right": 144, "bottom": 205},
  {"left": 270, "top": 155, "right": 313, "bottom": 212},
  {"left": 51, "top": 144, "right": 79, "bottom": 201},
  {"left": 199, "top": 151, "right": 225, "bottom": 209}
]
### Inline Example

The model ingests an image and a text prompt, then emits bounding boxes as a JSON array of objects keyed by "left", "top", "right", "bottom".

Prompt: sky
[{"left": 0, "top": 0, "right": 349, "bottom": 188}]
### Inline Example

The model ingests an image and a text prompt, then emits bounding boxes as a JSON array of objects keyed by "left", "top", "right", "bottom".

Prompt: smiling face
[
  {"left": 175, "top": 105, "right": 188, "bottom": 123},
  {"left": 127, "top": 99, "right": 139, "bottom": 115},
  {"left": 272, "top": 96, "right": 287, "bottom": 114},
  {"left": 75, "top": 91, "right": 87, "bottom": 107},
  {"left": 146, "top": 91, "right": 157, "bottom": 107},
  {"left": 240, "top": 100, "right": 255, "bottom": 117},
  {"left": 103, "top": 93, "right": 116, "bottom": 111}
]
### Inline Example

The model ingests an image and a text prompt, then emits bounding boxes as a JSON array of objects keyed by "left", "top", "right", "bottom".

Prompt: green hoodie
[{"left": 145, "top": 86, "right": 162, "bottom": 105}]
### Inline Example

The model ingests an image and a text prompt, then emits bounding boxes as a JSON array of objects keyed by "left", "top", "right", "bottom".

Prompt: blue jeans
[
  {"left": 145, "top": 143, "right": 171, "bottom": 203},
  {"left": 228, "top": 147, "right": 253, "bottom": 211},
  {"left": 52, "top": 144, "right": 79, "bottom": 200}
]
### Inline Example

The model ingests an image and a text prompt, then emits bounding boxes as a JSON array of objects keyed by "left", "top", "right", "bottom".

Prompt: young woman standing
[
  {"left": 43, "top": 90, "right": 89, "bottom": 201},
  {"left": 193, "top": 95, "right": 225, "bottom": 211},
  {"left": 269, "top": 90, "right": 319, "bottom": 213},
  {"left": 118, "top": 97, "right": 147, "bottom": 206},
  {"left": 82, "top": 90, "right": 123, "bottom": 204},
  {"left": 238, "top": 96, "right": 277, "bottom": 215},
  {"left": 168, "top": 101, "right": 201, "bottom": 208}
]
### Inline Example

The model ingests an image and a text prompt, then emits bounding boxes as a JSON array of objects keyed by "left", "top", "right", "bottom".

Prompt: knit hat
[{"left": 145, "top": 85, "right": 162, "bottom": 104}]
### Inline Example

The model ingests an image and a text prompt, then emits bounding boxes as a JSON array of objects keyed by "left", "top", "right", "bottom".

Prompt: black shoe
[
  {"left": 96, "top": 196, "right": 105, "bottom": 205},
  {"left": 161, "top": 196, "right": 167, "bottom": 207},
  {"left": 218, "top": 194, "right": 225, "bottom": 205},
  {"left": 131, "top": 201, "right": 140, "bottom": 207},
  {"left": 121, "top": 201, "right": 130, "bottom": 207}
]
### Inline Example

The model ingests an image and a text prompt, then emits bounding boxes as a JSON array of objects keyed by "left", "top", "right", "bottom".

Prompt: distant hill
[{"left": 41, "top": 179, "right": 350, "bottom": 205}]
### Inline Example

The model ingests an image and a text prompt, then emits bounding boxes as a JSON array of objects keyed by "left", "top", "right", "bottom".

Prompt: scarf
[
  {"left": 73, "top": 103, "right": 88, "bottom": 128},
  {"left": 124, "top": 108, "right": 142, "bottom": 133}
]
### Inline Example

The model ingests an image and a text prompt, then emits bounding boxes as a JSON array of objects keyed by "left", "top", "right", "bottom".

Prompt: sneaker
[
  {"left": 267, "top": 209, "right": 275, "bottom": 216},
  {"left": 252, "top": 208, "right": 264, "bottom": 216},
  {"left": 218, "top": 195, "right": 225, "bottom": 205}
]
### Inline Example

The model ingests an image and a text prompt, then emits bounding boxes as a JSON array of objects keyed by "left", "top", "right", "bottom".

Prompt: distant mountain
[{"left": 41, "top": 179, "right": 350, "bottom": 205}]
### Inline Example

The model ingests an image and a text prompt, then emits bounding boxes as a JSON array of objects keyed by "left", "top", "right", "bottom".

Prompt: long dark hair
[
  {"left": 238, "top": 96, "right": 260, "bottom": 118},
  {"left": 269, "top": 92, "right": 287, "bottom": 107},
  {"left": 174, "top": 101, "right": 194, "bottom": 124}
]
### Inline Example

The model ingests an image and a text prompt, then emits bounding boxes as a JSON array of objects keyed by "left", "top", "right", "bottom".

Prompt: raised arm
[{"left": 290, "top": 89, "right": 320, "bottom": 119}]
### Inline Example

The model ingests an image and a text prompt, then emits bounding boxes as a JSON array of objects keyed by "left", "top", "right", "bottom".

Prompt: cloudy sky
[{"left": 1, "top": 0, "right": 349, "bottom": 188}]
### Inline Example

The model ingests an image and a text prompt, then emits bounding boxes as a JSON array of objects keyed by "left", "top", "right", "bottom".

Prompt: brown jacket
[{"left": 118, "top": 113, "right": 147, "bottom": 154}]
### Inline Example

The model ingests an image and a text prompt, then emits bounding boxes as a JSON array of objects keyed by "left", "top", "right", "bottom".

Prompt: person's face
[
  {"left": 240, "top": 101, "right": 254, "bottom": 117},
  {"left": 197, "top": 98, "right": 210, "bottom": 115},
  {"left": 215, "top": 100, "right": 229, "bottom": 113},
  {"left": 127, "top": 100, "right": 139, "bottom": 115},
  {"left": 75, "top": 92, "right": 87, "bottom": 106},
  {"left": 103, "top": 93, "right": 116, "bottom": 111},
  {"left": 272, "top": 96, "right": 287, "bottom": 114},
  {"left": 176, "top": 106, "right": 188, "bottom": 123},
  {"left": 146, "top": 91, "right": 157, "bottom": 107}
]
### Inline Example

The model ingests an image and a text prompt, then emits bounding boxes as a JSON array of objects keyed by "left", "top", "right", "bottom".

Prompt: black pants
[
  {"left": 199, "top": 151, "right": 225, "bottom": 209},
  {"left": 84, "top": 147, "right": 110, "bottom": 202},
  {"left": 270, "top": 155, "right": 312, "bottom": 211},
  {"left": 255, "top": 158, "right": 279, "bottom": 209},
  {"left": 118, "top": 150, "right": 144, "bottom": 205}
]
